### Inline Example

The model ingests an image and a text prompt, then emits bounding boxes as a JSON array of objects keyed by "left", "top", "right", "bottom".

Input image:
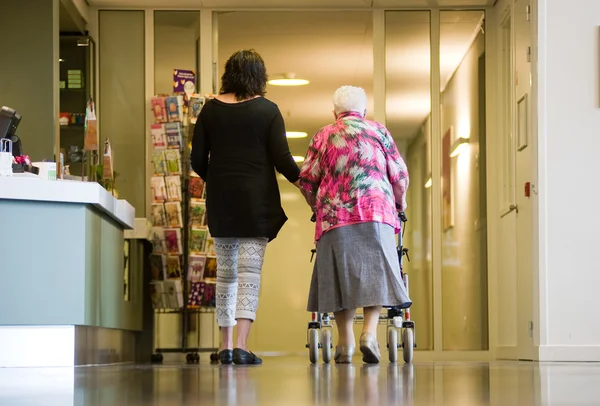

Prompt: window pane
[{"left": 386, "top": 10, "right": 433, "bottom": 351}]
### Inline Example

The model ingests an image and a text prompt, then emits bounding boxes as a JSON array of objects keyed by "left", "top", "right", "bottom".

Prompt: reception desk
[{"left": 0, "top": 176, "right": 142, "bottom": 367}]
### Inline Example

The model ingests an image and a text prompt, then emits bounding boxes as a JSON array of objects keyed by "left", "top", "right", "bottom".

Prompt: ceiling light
[
  {"left": 424, "top": 178, "right": 432, "bottom": 188},
  {"left": 293, "top": 156, "right": 305, "bottom": 163},
  {"left": 268, "top": 73, "right": 309, "bottom": 86},
  {"left": 450, "top": 137, "right": 470, "bottom": 158},
  {"left": 77, "top": 38, "right": 90, "bottom": 47},
  {"left": 286, "top": 132, "right": 308, "bottom": 139}
]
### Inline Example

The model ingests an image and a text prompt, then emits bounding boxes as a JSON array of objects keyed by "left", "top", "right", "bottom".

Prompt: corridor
[{"left": 2, "top": 358, "right": 599, "bottom": 405}]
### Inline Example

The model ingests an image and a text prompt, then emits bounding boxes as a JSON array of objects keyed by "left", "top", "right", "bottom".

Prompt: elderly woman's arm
[
  {"left": 382, "top": 127, "right": 409, "bottom": 212},
  {"left": 298, "top": 132, "right": 323, "bottom": 210},
  {"left": 392, "top": 175, "right": 409, "bottom": 212}
]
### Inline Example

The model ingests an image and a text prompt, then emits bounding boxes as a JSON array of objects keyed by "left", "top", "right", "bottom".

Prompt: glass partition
[
  {"left": 385, "top": 11, "right": 433, "bottom": 351},
  {"left": 439, "top": 10, "right": 488, "bottom": 350},
  {"left": 154, "top": 11, "right": 200, "bottom": 95}
]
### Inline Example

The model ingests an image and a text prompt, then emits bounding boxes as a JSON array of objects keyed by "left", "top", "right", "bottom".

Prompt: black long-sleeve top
[{"left": 191, "top": 97, "right": 300, "bottom": 241}]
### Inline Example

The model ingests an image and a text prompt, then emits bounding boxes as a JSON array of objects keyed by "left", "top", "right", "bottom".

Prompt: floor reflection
[{"left": 2, "top": 359, "right": 600, "bottom": 405}]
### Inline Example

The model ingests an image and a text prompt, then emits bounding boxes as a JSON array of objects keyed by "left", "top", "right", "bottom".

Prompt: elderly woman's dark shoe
[
  {"left": 233, "top": 348, "right": 263, "bottom": 365},
  {"left": 219, "top": 349, "right": 233, "bottom": 365}
]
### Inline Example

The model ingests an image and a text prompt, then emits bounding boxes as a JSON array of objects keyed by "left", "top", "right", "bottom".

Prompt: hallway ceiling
[
  {"left": 89, "top": 0, "right": 495, "bottom": 7},
  {"left": 217, "top": 10, "right": 484, "bottom": 157}
]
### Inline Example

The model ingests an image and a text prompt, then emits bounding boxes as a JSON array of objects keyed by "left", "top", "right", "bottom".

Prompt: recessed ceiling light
[
  {"left": 286, "top": 132, "right": 308, "bottom": 138},
  {"left": 268, "top": 73, "right": 309, "bottom": 86},
  {"left": 269, "top": 78, "right": 309, "bottom": 86},
  {"left": 293, "top": 156, "right": 305, "bottom": 163}
]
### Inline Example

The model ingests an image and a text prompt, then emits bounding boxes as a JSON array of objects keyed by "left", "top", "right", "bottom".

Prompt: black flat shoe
[
  {"left": 233, "top": 348, "right": 262, "bottom": 365},
  {"left": 219, "top": 349, "right": 233, "bottom": 365}
]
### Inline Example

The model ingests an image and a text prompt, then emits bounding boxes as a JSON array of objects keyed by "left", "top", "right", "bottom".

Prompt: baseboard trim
[{"left": 539, "top": 346, "right": 600, "bottom": 362}]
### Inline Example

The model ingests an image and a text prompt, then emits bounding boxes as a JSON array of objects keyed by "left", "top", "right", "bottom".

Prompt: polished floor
[{"left": 1, "top": 357, "right": 600, "bottom": 405}]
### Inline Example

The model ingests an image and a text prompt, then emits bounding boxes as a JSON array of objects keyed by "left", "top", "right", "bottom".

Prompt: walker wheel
[
  {"left": 210, "top": 353, "right": 219, "bottom": 363},
  {"left": 388, "top": 329, "right": 398, "bottom": 363},
  {"left": 403, "top": 329, "right": 414, "bottom": 363},
  {"left": 151, "top": 353, "right": 163, "bottom": 364},
  {"left": 308, "top": 328, "right": 319, "bottom": 364},
  {"left": 322, "top": 328, "right": 332, "bottom": 364}
]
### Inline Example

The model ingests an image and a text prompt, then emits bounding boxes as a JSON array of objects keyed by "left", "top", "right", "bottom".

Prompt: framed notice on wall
[{"left": 442, "top": 126, "right": 454, "bottom": 231}]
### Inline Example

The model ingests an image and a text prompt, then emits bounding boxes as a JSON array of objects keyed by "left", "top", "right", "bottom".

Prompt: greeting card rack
[{"left": 148, "top": 94, "right": 218, "bottom": 364}]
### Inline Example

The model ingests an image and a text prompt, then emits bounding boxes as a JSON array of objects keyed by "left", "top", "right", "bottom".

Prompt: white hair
[{"left": 332, "top": 86, "right": 367, "bottom": 115}]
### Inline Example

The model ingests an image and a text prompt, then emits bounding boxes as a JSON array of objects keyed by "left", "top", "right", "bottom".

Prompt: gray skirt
[{"left": 307, "top": 222, "right": 412, "bottom": 313}]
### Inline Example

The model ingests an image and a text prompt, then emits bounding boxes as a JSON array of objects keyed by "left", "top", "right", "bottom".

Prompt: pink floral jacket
[{"left": 299, "top": 112, "right": 409, "bottom": 241}]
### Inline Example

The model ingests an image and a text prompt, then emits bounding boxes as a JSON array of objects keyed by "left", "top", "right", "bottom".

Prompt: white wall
[{"left": 537, "top": 0, "right": 600, "bottom": 360}]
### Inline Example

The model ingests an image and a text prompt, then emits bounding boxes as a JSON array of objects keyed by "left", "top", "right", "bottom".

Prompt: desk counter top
[{"left": 0, "top": 176, "right": 135, "bottom": 229}]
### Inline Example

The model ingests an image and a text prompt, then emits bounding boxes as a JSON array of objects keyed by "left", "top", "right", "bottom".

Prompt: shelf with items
[{"left": 148, "top": 93, "right": 215, "bottom": 363}]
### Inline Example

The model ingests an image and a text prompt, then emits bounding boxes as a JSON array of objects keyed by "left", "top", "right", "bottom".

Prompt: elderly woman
[
  {"left": 191, "top": 49, "right": 300, "bottom": 365},
  {"left": 299, "top": 86, "right": 411, "bottom": 364}
]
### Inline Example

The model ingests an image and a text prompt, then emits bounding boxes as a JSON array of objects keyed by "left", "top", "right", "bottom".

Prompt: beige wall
[
  {"left": 98, "top": 10, "right": 146, "bottom": 214},
  {"left": 0, "top": 0, "right": 59, "bottom": 162},
  {"left": 405, "top": 117, "right": 434, "bottom": 350},
  {"left": 440, "top": 33, "right": 488, "bottom": 350}
]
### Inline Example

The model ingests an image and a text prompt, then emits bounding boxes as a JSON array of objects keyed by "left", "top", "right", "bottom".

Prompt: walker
[{"left": 306, "top": 212, "right": 416, "bottom": 364}]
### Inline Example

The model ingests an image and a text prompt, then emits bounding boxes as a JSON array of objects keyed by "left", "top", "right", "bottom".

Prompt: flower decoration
[{"left": 12, "top": 155, "right": 31, "bottom": 166}]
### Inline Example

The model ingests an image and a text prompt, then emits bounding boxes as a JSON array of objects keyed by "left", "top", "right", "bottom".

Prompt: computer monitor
[{"left": 0, "top": 106, "right": 22, "bottom": 156}]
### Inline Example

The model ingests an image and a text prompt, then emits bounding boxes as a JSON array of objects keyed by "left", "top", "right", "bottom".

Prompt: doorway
[{"left": 214, "top": 9, "right": 495, "bottom": 358}]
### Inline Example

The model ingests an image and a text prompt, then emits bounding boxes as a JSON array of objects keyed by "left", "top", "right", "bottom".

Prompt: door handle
[{"left": 500, "top": 204, "right": 519, "bottom": 218}]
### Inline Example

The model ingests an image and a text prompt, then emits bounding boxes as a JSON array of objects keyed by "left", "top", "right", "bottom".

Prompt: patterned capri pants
[{"left": 213, "top": 237, "right": 268, "bottom": 328}]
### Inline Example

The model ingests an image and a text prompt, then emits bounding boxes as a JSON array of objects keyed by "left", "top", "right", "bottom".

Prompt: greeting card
[
  {"left": 150, "top": 227, "right": 167, "bottom": 254},
  {"left": 188, "top": 255, "right": 207, "bottom": 282},
  {"left": 151, "top": 97, "right": 168, "bottom": 123},
  {"left": 189, "top": 201, "right": 206, "bottom": 227},
  {"left": 189, "top": 176, "right": 205, "bottom": 199},
  {"left": 149, "top": 254, "right": 166, "bottom": 281},
  {"left": 165, "top": 175, "right": 182, "bottom": 202},
  {"left": 151, "top": 203, "right": 167, "bottom": 227},
  {"left": 150, "top": 281, "right": 166, "bottom": 309},
  {"left": 165, "top": 122, "right": 183, "bottom": 150},
  {"left": 189, "top": 228, "right": 208, "bottom": 254},
  {"left": 204, "top": 256, "right": 217, "bottom": 280},
  {"left": 201, "top": 282, "right": 216, "bottom": 307},
  {"left": 188, "top": 95, "right": 205, "bottom": 124},
  {"left": 151, "top": 123, "right": 167, "bottom": 149},
  {"left": 151, "top": 176, "right": 167, "bottom": 203},
  {"left": 164, "top": 228, "right": 182, "bottom": 255},
  {"left": 164, "top": 149, "right": 182, "bottom": 175},
  {"left": 152, "top": 151, "right": 167, "bottom": 175},
  {"left": 165, "top": 96, "right": 184, "bottom": 122},
  {"left": 164, "top": 279, "right": 184, "bottom": 309},
  {"left": 166, "top": 255, "right": 182, "bottom": 279},
  {"left": 204, "top": 237, "right": 216, "bottom": 257},
  {"left": 164, "top": 201, "right": 183, "bottom": 228},
  {"left": 188, "top": 282, "right": 205, "bottom": 307}
]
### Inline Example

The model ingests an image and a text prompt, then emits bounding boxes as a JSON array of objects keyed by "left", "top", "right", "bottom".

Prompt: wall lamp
[
  {"left": 424, "top": 177, "right": 432, "bottom": 188},
  {"left": 450, "top": 137, "right": 470, "bottom": 157}
]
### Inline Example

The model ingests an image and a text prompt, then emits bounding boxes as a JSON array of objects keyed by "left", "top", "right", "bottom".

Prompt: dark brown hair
[{"left": 220, "top": 49, "right": 268, "bottom": 101}]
